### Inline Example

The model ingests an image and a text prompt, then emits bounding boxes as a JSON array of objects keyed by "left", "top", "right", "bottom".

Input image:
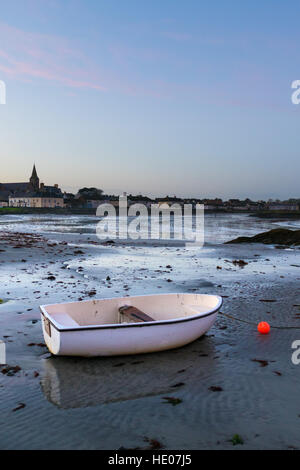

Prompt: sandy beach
[{"left": 1, "top": 213, "right": 300, "bottom": 450}]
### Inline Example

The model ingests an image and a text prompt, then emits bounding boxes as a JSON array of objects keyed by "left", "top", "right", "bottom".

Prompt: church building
[{"left": 0, "top": 165, "right": 64, "bottom": 208}]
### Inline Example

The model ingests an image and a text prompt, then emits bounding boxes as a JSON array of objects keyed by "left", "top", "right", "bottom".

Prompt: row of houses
[
  {"left": 9, "top": 194, "right": 64, "bottom": 208},
  {"left": 150, "top": 197, "right": 299, "bottom": 212},
  {"left": 4, "top": 194, "right": 299, "bottom": 212},
  {"left": 72, "top": 197, "right": 299, "bottom": 212}
]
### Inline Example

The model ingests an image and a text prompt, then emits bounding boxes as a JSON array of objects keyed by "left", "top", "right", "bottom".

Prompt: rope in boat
[{"left": 219, "top": 311, "right": 300, "bottom": 330}]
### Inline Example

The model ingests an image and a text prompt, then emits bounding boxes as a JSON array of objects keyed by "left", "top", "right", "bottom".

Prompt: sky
[{"left": 0, "top": 0, "right": 300, "bottom": 200}]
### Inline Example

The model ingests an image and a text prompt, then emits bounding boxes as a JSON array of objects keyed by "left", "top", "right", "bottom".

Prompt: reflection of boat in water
[
  {"left": 41, "top": 340, "right": 216, "bottom": 409},
  {"left": 40, "top": 293, "right": 222, "bottom": 357}
]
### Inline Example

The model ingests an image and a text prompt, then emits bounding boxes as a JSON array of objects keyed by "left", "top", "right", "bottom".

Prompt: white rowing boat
[{"left": 40, "top": 293, "right": 222, "bottom": 357}]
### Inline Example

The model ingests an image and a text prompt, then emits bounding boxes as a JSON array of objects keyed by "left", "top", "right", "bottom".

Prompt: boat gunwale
[{"left": 40, "top": 293, "right": 223, "bottom": 333}]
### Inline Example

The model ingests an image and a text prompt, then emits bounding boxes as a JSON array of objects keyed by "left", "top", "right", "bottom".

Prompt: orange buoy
[{"left": 257, "top": 321, "right": 270, "bottom": 334}]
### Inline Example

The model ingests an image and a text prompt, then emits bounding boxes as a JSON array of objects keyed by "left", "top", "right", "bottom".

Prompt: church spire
[
  {"left": 29, "top": 164, "right": 39, "bottom": 191},
  {"left": 31, "top": 164, "right": 38, "bottom": 179}
]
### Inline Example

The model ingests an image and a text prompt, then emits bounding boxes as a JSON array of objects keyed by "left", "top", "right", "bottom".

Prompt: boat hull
[{"left": 40, "top": 294, "right": 222, "bottom": 357}]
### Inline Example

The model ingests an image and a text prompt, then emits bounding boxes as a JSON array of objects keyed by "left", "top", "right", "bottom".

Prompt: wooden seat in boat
[{"left": 119, "top": 305, "right": 154, "bottom": 323}]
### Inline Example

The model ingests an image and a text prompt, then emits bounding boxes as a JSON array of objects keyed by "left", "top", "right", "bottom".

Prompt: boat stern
[{"left": 40, "top": 306, "right": 61, "bottom": 355}]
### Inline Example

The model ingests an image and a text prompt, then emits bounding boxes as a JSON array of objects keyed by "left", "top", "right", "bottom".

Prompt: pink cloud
[
  {"left": 0, "top": 22, "right": 107, "bottom": 91},
  {"left": 0, "top": 22, "right": 215, "bottom": 100},
  {"left": 0, "top": 20, "right": 278, "bottom": 110}
]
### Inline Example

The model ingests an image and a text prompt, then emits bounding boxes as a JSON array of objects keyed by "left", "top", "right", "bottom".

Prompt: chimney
[
  {"left": 40, "top": 183, "right": 44, "bottom": 190},
  {"left": 54, "top": 184, "right": 58, "bottom": 188}
]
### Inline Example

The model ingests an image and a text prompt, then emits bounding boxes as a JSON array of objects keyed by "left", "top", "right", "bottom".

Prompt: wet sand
[{"left": 1, "top": 227, "right": 300, "bottom": 449}]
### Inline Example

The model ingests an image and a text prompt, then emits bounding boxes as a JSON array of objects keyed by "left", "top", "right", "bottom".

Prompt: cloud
[
  {"left": 0, "top": 22, "right": 107, "bottom": 91},
  {"left": 0, "top": 21, "right": 229, "bottom": 101},
  {"left": 0, "top": 20, "right": 283, "bottom": 109}
]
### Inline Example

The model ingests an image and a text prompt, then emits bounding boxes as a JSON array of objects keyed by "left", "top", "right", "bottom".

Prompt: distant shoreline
[
  {"left": 0, "top": 207, "right": 97, "bottom": 215},
  {"left": 250, "top": 211, "right": 300, "bottom": 219},
  {"left": 1, "top": 207, "right": 300, "bottom": 218}
]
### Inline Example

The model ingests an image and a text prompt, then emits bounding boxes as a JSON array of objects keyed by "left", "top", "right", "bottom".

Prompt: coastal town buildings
[
  {"left": 0, "top": 166, "right": 299, "bottom": 213},
  {"left": 9, "top": 194, "right": 64, "bottom": 208},
  {"left": 0, "top": 165, "right": 64, "bottom": 208},
  {"left": 267, "top": 202, "right": 299, "bottom": 211}
]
